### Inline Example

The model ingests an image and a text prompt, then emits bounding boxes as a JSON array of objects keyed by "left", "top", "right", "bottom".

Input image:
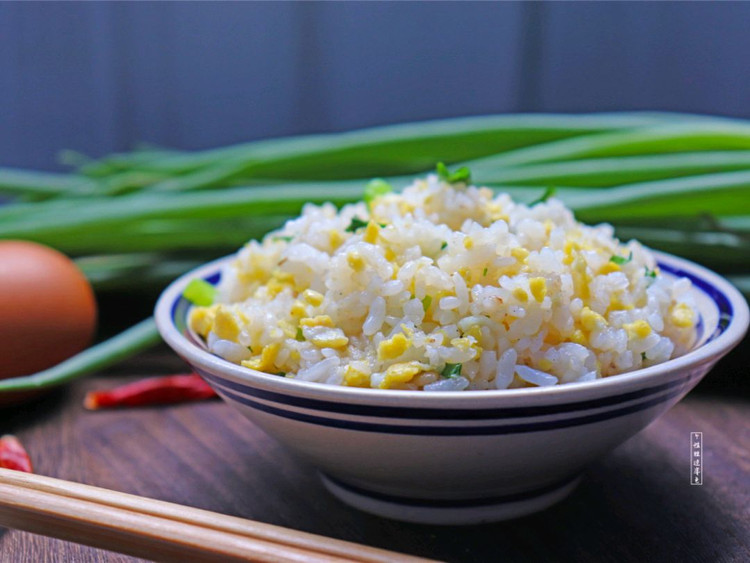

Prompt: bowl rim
[{"left": 155, "top": 249, "right": 748, "bottom": 407}]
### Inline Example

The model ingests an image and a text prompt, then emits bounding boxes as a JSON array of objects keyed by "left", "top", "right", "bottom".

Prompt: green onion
[
  {"left": 440, "top": 241, "right": 448, "bottom": 250},
  {"left": 421, "top": 295, "right": 433, "bottom": 311},
  {"left": 441, "top": 363, "right": 463, "bottom": 378},
  {"left": 76, "top": 112, "right": 682, "bottom": 183},
  {"left": 296, "top": 327, "right": 305, "bottom": 342},
  {"left": 472, "top": 152, "right": 750, "bottom": 188},
  {"left": 0, "top": 168, "right": 98, "bottom": 200},
  {"left": 183, "top": 279, "right": 217, "bottom": 306},
  {"left": 345, "top": 217, "right": 369, "bottom": 233},
  {"left": 529, "top": 186, "right": 556, "bottom": 207},
  {"left": 364, "top": 178, "right": 393, "bottom": 205},
  {"left": 644, "top": 267, "right": 658, "bottom": 278},
  {"left": 0, "top": 318, "right": 161, "bottom": 392},
  {"left": 271, "top": 235, "right": 294, "bottom": 242},
  {"left": 610, "top": 252, "right": 633, "bottom": 265},
  {"left": 468, "top": 121, "right": 750, "bottom": 170},
  {"left": 436, "top": 162, "right": 471, "bottom": 184}
]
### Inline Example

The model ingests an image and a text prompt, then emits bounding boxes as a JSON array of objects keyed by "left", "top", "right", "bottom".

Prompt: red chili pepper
[
  {"left": 0, "top": 434, "right": 33, "bottom": 473},
  {"left": 84, "top": 373, "right": 217, "bottom": 410}
]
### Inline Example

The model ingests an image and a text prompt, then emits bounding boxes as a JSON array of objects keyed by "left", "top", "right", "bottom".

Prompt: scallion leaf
[
  {"left": 421, "top": 295, "right": 432, "bottom": 311},
  {"left": 440, "top": 241, "right": 448, "bottom": 250},
  {"left": 183, "top": 279, "right": 217, "bottom": 306},
  {"left": 271, "top": 235, "right": 294, "bottom": 242},
  {"left": 529, "top": 186, "right": 556, "bottom": 207},
  {"left": 345, "top": 217, "right": 369, "bottom": 232},
  {"left": 364, "top": 178, "right": 393, "bottom": 205},
  {"left": 644, "top": 267, "right": 658, "bottom": 278},
  {"left": 296, "top": 327, "right": 305, "bottom": 341},
  {"left": 610, "top": 251, "right": 633, "bottom": 265},
  {"left": 436, "top": 162, "right": 472, "bottom": 184},
  {"left": 441, "top": 363, "right": 462, "bottom": 378}
]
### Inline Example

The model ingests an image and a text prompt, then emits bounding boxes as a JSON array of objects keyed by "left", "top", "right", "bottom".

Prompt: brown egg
[{"left": 0, "top": 241, "right": 97, "bottom": 379}]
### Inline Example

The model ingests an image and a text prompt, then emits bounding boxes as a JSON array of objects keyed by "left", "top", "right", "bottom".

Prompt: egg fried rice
[{"left": 188, "top": 174, "right": 697, "bottom": 391}]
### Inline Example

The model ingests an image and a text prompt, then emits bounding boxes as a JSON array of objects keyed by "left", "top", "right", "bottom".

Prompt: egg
[{"left": 0, "top": 241, "right": 97, "bottom": 379}]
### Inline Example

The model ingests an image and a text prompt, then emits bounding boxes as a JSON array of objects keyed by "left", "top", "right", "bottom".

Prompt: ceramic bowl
[{"left": 155, "top": 251, "right": 748, "bottom": 525}]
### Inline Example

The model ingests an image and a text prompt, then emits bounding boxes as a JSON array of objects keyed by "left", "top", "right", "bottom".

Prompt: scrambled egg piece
[
  {"left": 378, "top": 333, "right": 410, "bottom": 360},
  {"left": 242, "top": 343, "right": 280, "bottom": 372},
  {"left": 529, "top": 278, "right": 547, "bottom": 303},
  {"left": 580, "top": 307, "right": 607, "bottom": 331},
  {"left": 300, "top": 315, "right": 334, "bottom": 328},
  {"left": 306, "top": 326, "right": 349, "bottom": 349},
  {"left": 598, "top": 261, "right": 621, "bottom": 275},
  {"left": 380, "top": 361, "right": 424, "bottom": 389},
  {"left": 363, "top": 221, "right": 380, "bottom": 244},
  {"left": 189, "top": 305, "right": 219, "bottom": 337},
  {"left": 302, "top": 289, "right": 324, "bottom": 307},
  {"left": 670, "top": 303, "right": 695, "bottom": 328},
  {"left": 214, "top": 308, "right": 242, "bottom": 341},
  {"left": 343, "top": 365, "right": 370, "bottom": 387},
  {"left": 623, "top": 320, "right": 652, "bottom": 339}
]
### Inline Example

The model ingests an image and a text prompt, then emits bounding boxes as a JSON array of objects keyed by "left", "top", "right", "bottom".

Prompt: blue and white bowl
[{"left": 155, "top": 251, "right": 748, "bottom": 525}]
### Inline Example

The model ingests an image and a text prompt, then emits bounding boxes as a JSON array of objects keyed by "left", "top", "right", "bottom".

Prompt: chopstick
[{"left": 0, "top": 468, "right": 437, "bottom": 563}]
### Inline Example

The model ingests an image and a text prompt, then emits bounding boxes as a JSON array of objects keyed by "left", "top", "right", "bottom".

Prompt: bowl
[{"left": 155, "top": 250, "right": 748, "bottom": 525}]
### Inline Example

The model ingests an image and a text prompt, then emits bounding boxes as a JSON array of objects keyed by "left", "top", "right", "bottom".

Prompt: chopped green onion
[
  {"left": 296, "top": 327, "right": 305, "bottom": 341},
  {"left": 644, "top": 267, "right": 658, "bottom": 278},
  {"left": 345, "top": 216, "right": 369, "bottom": 232},
  {"left": 440, "top": 241, "right": 448, "bottom": 250},
  {"left": 183, "top": 279, "right": 217, "bottom": 306},
  {"left": 364, "top": 178, "right": 393, "bottom": 205},
  {"left": 482, "top": 267, "right": 488, "bottom": 276},
  {"left": 421, "top": 295, "right": 433, "bottom": 311},
  {"left": 436, "top": 162, "right": 471, "bottom": 184},
  {"left": 441, "top": 363, "right": 462, "bottom": 378},
  {"left": 610, "top": 251, "right": 633, "bottom": 265},
  {"left": 529, "top": 186, "right": 557, "bottom": 207},
  {"left": 271, "top": 235, "right": 294, "bottom": 242}
]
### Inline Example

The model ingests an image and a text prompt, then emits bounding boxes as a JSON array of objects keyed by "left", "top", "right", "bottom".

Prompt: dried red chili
[
  {"left": 0, "top": 434, "right": 33, "bottom": 473},
  {"left": 84, "top": 373, "right": 217, "bottom": 410}
]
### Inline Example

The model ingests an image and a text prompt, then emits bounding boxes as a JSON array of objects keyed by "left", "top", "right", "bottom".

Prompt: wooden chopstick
[{"left": 0, "top": 468, "right": 437, "bottom": 563}]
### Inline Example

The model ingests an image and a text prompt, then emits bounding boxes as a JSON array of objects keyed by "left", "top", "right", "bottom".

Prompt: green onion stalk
[{"left": 2, "top": 112, "right": 750, "bottom": 394}]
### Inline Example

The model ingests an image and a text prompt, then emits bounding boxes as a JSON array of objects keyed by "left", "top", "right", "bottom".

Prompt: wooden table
[{"left": 1, "top": 326, "right": 748, "bottom": 562}]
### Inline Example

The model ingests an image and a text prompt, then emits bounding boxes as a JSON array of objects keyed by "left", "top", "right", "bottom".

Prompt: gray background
[{"left": 2, "top": 2, "right": 748, "bottom": 170}]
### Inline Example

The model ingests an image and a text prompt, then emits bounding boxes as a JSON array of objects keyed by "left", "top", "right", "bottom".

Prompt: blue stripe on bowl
[
  {"left": 323, "top": 473, "right": 580, "bottom": 509},
  {"left": 200, "top": 369, "right": 698, "bottom": 420},
  {"left": 213, "top": 379, "right": 693, "bottom": 435}
]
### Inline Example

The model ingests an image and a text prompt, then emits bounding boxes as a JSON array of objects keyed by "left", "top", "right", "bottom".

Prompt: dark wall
[{"left": 2, "top": 2, "right": 749, "bottom": 170}]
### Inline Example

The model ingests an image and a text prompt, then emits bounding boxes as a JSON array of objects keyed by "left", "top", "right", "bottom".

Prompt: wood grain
[
  {"left": 1, "top": 341, "right": 748, "bottom": 563},
  {"left": 0, "top": 469, "right": 433, "bottom": 563}
]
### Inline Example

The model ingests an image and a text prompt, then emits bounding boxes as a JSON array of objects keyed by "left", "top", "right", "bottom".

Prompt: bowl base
[{"left": 320, "top": 473, "right": 582, "bottom": 525}]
